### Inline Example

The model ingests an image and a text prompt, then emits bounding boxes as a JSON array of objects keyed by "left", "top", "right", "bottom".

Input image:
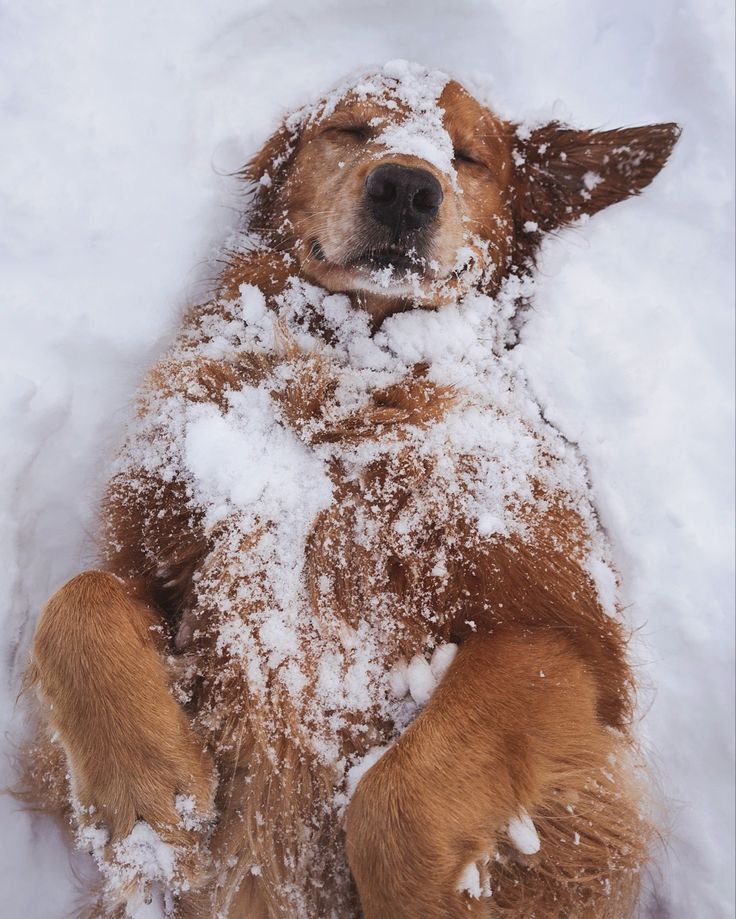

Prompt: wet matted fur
[{"left": 19, "top": 63, "right": 679, "bottom": 918}]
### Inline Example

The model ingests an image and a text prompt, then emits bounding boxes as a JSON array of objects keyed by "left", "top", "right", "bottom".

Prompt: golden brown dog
[{"left": 22, "top": 62, "right": 679, "bottom": 918}]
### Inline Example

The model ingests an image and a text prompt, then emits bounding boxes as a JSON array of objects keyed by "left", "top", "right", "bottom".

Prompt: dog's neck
[
  {"left": 350, "top": 290, "right": 418, "bottom": 329},
  {"left": 347, "top": 276, "right": 531, "bottom": 341},
  {"left": 217, "top": 245, "right": 532, "bottom": 347}
]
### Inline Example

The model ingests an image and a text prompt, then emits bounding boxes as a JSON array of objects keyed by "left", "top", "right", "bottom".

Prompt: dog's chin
[
  {"left": 304, "top": 243, "right": 440, "bottom": 300},
  {"left": 319, "top": 264, "right": 433, "bottom": 300}
]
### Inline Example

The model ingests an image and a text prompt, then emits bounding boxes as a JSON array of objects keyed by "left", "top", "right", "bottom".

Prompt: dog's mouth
[
  {"left": 305, "top": 235, "right": 480, "bottom": 303},
  {"left": 310, "top": 238, "right": 431, "bottom": 282},
  {"left": 355, "top": 246, "right": 426, "bottom": 274}
]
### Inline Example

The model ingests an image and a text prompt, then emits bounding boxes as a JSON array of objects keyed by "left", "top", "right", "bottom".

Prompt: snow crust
[
  {"left": 0, "top": 2, "right": 733, "bottom": 917},
  {"left": 77, "top": 821, "right": 176, "bottom": 918},
  {"left": 184, "top": 385, "right": 334, "bottom": 530}
]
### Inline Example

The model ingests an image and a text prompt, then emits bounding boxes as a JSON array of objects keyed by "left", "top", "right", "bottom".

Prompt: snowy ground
[{"left": 0, "top": 1, "right": 733, "bottom": 916}]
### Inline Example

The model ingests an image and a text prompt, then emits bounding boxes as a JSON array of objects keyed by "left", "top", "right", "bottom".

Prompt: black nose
[{"left": 364, "top": 164, "right": 443, "bottom": 233}]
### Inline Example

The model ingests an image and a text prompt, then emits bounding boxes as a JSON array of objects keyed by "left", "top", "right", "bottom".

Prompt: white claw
[
  {"left": 407, "top": 655, "right": 436, "bottom": 706},
  {"left": 457, "top": 855, "right": 492, "bottom": 899},
  {"left": 387, "top": 658, "right": 410, "bottom": 699},
  {"left": 429, "top": 642, "right": 458, "bottom": 683},
  {"left": 457, "top": 861, "right": 482, "bottom": 897},
  {"left": 507, "top": 808, "right": 540, "bottom": 854}
]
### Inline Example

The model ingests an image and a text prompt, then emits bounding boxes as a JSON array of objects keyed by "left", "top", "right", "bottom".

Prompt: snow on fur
[
  {"left": 105, "top": 66, "right": 623, "bottom": 899},
  {"left": 114, "top": 243, "right": 615, "bottom": 810},
  {"left": 288, "top": 61, "right": 455, "bottom": 179}
]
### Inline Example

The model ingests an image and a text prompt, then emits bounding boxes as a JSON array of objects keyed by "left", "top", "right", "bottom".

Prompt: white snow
[
  {"left": 111, "top": 822, "right": 177, "bottom": 889},
  {"left": 180, "top": 385, "right": 334, "bottom": 530},
  {"left": 457, "top": 861, "right": 480, "bottom": 897},
  {"left": 457, "top": 854, "right": 492, "bottom": 899},
  {"left": 387, "top": 657, "right": 411, "bottom": 699},
  {"left": 77, "top": 820, "right": 178, "bottom": 918},
  {"left": 507, "top": 808, "right": 541, "bottom": 855},
  {"left": 369, "top": 61, "right": 456, "bottom": 180},
  {"left": 0, "top": 2, "right": 733, "bottom": 918},
  {"left": 345, "top": 744, "right": 390, "bottom": 799},
  {"left": 457, "top": 861, "right": 481, "bottom": 897},
  {"left": 429, "top": 642, "right": 458, "bottom": 683},
  {"left": 406, "top": 654, "right": 437, "bottom": 707},
  {"left": 174, "top": 794, "right": 206, "bottom": 833}
]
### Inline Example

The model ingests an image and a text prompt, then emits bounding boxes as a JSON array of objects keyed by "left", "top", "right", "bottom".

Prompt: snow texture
[
  {"left": 0, "top": 2, "right": 733, "bottom": 917},
  {"left": 507, "top": 808, "right": 541, "bottom": 855},
  {"left": 118, "top": 255, "right": 595, "bottom": 794},
  {"left": 457, "top": 855, "right": 493, "bottom": 900},
  {"left": 146, "top": 255, "right": 609, "bottom": 776},
  {"left": 292, "top": 60, "right": 456, "bottom": 181},
  {"left": 78, "top": 820, "right": 177, "bottom": 919}
]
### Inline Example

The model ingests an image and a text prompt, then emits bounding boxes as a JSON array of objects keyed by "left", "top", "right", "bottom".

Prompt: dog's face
[
  {"left": 246, "top": 63, "right": 679, "bottom": 316},
  {"left": 276, "top": 77, "right": 513, "bottom": 305}
]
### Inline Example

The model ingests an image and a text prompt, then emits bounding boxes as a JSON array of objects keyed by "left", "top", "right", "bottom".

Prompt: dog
[{"left": 22, "top": 61, "right": 679, "bottom": 918}]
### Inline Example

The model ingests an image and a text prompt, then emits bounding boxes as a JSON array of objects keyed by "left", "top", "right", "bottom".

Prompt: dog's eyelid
[
  {"left": 321, "top": 123, "right": 371, "bottom": 140},
  {"left": 454, "top": 149, "right": 485, "bottom": 168}
]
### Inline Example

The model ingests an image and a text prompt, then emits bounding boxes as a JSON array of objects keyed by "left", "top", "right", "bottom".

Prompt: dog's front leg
[
  {"left": 346, "top": 628, "right": 640, "bottom": 919},
  {"left": 29, "top": 570, "right": 214, "bottom": 899}
]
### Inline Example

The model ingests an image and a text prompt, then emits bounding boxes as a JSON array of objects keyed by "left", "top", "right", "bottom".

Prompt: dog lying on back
[{"left": 24, "top": 62, "right": 678, "bottom": 918}]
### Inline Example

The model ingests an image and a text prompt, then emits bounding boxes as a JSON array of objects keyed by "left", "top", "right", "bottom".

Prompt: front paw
[
  {"left": 72, "top": 735, "right": 216, "bottom": 911},
  {"left": 456, "top": 807, "right": 541, "bottom": 906}
]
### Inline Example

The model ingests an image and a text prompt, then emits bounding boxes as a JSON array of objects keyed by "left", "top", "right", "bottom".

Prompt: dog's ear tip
[
  {"left": 647, "top": 121, "right": 682, "bottom": 151},
  {"left": 655, "top": 121, "right": 682, "bottom": 142},
  {"left": 647, "top": 121, "right": 682, "bottom": 163}
]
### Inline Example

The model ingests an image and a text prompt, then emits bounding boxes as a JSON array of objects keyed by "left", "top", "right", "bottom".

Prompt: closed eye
[
  {"left": 323, "top": 125, "right": 371, "bottom": 141},
  {"left": 454, "top": 149, "right": 482, "bottom": 166}
]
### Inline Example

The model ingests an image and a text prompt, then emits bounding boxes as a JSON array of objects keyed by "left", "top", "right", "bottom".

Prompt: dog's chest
[{"left": 123, "top": 283, "right": 598, "bottom": 763}]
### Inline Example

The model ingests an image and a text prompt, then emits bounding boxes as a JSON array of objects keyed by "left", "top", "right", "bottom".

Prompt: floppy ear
[
  {"left": 513, "top": 122, "right": 680, "bottom": 232},
  {"left": 239, "top": 121, "right": 302, "bottom": 219},
  {"left": 243, "top": 124, "right": 298, "bottom": 186}
]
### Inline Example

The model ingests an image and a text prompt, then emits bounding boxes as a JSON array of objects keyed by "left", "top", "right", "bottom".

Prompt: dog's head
[{"left": 244, "top": 62, "right": 679, "bottom": 318}]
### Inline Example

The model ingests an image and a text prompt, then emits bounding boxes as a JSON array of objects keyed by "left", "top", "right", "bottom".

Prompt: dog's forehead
[
  {"left": 289, "top": 62, "right": 482, "bottom": 132},
  {"left": 318, "top": 61, "right": 450, "bottom": 121},
  {"left": 287, "top": 63, "right": 493, "bottom": 179}
]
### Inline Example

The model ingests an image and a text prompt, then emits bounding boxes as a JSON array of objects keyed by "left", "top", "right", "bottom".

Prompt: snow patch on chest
[{"left": 182, "top": 386, "right": 332, "bottom": 531}]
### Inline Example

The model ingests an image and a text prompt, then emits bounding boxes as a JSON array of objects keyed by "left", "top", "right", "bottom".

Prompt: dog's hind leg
[
  {"left": 28, "top": 570, "right": 215, "bottom": 902},
  {"left": 346, "top": 629, "right": 650, "bottom": 919}
]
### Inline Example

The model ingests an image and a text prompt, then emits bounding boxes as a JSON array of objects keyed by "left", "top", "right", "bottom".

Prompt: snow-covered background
[{"left": 1, "top": 0, "right": 733, "bottom": 916}]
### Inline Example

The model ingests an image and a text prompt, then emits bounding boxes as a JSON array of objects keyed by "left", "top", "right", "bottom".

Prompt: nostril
[
  {"left": 365, "top": 171, "right": 397, "bottom": 204},
  {"left": 413, "top": 186, "right": 442, "bottom": 213}
]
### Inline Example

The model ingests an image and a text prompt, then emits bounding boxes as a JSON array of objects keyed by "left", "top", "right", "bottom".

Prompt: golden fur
[{"left": 19, "top": 67, "right": 679, "bottom": 917}]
